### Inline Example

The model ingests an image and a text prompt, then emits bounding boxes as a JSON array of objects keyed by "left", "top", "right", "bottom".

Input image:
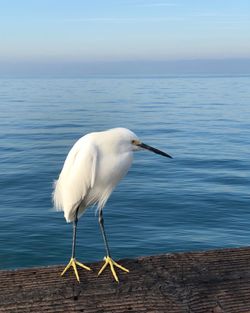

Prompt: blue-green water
[{"left": 1, "top": 76, "right": 250, "bottom": 270}]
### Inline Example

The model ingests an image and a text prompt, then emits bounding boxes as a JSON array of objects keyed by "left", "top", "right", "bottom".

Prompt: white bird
[{"left": 53, "top": 127, "right": 172, "bottom": 282}]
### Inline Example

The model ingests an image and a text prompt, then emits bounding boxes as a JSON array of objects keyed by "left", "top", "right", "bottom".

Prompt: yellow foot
[
  {"left": 61, "top": 257, "right": 91, "bottom": 282},
  {"left": 98, "top": 256, "right": 129, "bottom": 282}
]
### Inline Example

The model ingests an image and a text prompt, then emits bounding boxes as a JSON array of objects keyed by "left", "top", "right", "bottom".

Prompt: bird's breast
[
  {"left": 95, "top": 151, "right": 133, "bottom": 189},
  {"left": 82, "top": 151, "right": 133, "bottom": 210}
]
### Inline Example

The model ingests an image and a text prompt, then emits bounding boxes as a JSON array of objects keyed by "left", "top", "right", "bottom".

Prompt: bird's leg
[
  {"left": 98, "top": 209, "right": 111, "bottom": 257},
  {"left": 61, "top": 207, "right": 91, "bottom": 282},
  {"left": 97, "top": 209, "right": 129, "bottom": 282}
]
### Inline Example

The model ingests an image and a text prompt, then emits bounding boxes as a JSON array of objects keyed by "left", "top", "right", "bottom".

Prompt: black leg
[
  {"left": 97, "top": 209, "right": 129, "bottom": 281},
  {"left": 71, "top": 206, "right": 79, "bottom": 259},
  {"left": 98, "top": 209, "right": 111, "bottom": 257},
  {"left": 61, "top": 206, "right": 91, "bottom": 281}
]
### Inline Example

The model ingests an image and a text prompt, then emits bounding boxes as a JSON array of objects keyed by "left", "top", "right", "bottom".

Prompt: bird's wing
[{"left": 53, "top": 138, "right": 98, "bottom": 221}]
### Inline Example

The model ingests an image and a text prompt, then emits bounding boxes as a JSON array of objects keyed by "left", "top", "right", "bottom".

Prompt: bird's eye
[{"left": 131, "top": 140, "right": 136, "bottom": 144}]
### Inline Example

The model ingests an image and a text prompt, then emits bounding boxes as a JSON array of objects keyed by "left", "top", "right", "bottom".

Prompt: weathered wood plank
[{"left": 1, "top": 247, "right": 250, "bottom": 313}]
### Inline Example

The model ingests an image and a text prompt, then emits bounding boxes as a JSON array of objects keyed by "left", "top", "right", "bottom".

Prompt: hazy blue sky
[{"left": 1, "top": 0, "right": 250, "bottom": 76}]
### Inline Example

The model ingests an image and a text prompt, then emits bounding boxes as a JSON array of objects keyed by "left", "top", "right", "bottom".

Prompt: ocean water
[{"left": 0, "top": 75, "right": 250, "bottom": 270}]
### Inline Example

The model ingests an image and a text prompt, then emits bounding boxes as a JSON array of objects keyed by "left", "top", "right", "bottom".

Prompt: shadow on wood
[{"left": 1, "top": 247, "right": 250, "bottom": 312}]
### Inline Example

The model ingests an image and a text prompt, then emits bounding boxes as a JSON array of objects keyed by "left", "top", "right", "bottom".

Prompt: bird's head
[
  {"left": 110, "top": 128, "right": 172, "bottom": 158},
  {"left": 130, "top": 138, "right": 172, "bottom": 158}
]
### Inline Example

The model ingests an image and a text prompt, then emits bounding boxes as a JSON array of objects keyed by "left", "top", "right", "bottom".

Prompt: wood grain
[{"left": 1, "top": 247, "right": 250, "bottom": 312}]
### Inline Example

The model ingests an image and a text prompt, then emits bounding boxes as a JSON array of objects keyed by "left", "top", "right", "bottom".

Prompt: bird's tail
[
  {"left": 52, "top": 179, "right": 84, "bottom": 223},
  {"left": 52, "top": 180, "right": 64, "bottom": 212}
]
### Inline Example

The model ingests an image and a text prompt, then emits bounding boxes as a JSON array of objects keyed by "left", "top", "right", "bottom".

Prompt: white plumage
[{"left": 53, "top": 128, "right": 138, "bottom": 222}]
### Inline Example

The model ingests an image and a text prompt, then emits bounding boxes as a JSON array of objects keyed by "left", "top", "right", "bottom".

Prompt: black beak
[{"left": 137, "top": 142, "right": 172, "bottom": 159}]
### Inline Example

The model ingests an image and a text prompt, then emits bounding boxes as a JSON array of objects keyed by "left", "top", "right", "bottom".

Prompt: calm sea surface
[{"left": 0, "top": 76, "right": 250, "bottom": 270}]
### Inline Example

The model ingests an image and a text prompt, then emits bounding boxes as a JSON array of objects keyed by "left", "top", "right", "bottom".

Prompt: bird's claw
[
  {"left": 98, "top": 256, "right": 129, "bottom": 282},
  {"left": 61, "top": 257, "right": 91, "bottom": 282}
]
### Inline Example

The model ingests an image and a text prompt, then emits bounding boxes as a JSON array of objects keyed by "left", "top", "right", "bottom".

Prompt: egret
[{"left": 53, "top": 127, "right": 172, "bottom": 282}]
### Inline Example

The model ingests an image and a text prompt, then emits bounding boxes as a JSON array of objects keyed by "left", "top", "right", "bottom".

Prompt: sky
[{"left": 1, "top": 0, "right": 250, "bottom": 76}]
